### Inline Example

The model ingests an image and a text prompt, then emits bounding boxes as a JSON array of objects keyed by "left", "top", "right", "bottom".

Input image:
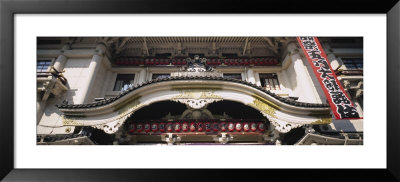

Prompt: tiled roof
[
  {"left": 38, "top": 133, "right": 90, "bottom": 143},
  {"left": 57, "top": 76, "right": 330, "bottom": 109}
]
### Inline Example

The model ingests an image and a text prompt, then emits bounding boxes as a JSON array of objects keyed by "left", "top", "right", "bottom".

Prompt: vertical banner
[{"left": 297, "top": 37, "right": 360, "bottom": 119}]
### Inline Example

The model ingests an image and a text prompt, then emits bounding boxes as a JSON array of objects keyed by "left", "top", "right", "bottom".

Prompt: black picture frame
[{"left": 1, "top": 0, "right": 399, "bottom": 181}]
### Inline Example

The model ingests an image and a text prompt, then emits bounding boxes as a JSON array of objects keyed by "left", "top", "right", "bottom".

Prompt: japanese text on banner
[{"left": 297, "top": 37, "right": 360, "bottom": 119}]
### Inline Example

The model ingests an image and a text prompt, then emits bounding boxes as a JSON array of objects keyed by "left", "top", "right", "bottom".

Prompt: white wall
[{"left": 62, "top": 58, "right": 92, "bottom": 104}]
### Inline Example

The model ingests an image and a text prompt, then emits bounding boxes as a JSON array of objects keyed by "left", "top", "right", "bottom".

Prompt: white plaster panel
[
  {"left": 301, "top": 57, "right": 324, "bottom": 104},
  {"left": 38, "top": 103, "right": 62, "bottom": 126},
  {"left": 37, "top": 126, "right": 54, "bottom": 135},
  {"left": 51, "top": 126, "right": 76, "bottom": 135},
  {"left": 63, "top": 58, "right": 92, "bottom": 104}
]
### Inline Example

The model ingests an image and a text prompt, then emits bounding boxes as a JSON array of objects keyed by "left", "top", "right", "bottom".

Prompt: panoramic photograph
[{"left": 36, "top": 36, "right": 363, "bottom": 145}]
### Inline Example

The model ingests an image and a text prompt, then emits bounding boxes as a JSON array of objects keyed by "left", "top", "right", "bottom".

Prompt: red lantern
[
  {"left": 159, "top": 122, "right": 165, "bottom": 132},
  {"left": 182, "top": 122, "right": 189, "bottom": 132},
  {"left": 144, "top": 123, "right": 151, "bottom": 132},
  {"left": 258, "top": 122, "right": 266, "bottom": 132},
  {"left": 250, "top": 122, "right": 257, "bottom": 132},
  {"left": 136, "top": 123, "right": 143, "bottom": 132},
  {"left": 220, "top": 122, "right": 227, "bottom": 132},
  {"left": 128, "top": 123, "right": 135, "bottom": 133},
  {"left": 243, "top": 123, "right": 250, "bottom": 132},
  {"left": 228, "top": 122, "right": 235, "bottom": 132},
  {"left": 212, "top": 122, "right": 219, "bottom": 132},
  {"left": 151, "top": 123, "right": 158, "bottom": 132},
  {"left": 190, "top": 122, "right": 196, "bottom": 132},
  {"left": 205, "top": 122, "right": 211, "bottom": 132},
  {"left": 174, "top": 122, "right": 181, "bottom": 132},
  {"left": 166, "top": 123, "right": 173, "bottom": 132},
  {"left": 235, "top": 122, "right": 242, "bottom": 131},
  {"left": 197, "top": 122, "right": 204, "bottom": 132}
]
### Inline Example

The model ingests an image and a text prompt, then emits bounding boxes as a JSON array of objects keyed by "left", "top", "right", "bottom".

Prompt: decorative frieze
[{"left": 171, "top": 89, "right": 223, "bottom": 109}]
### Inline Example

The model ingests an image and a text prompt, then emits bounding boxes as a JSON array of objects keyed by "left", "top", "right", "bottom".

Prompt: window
[
  {"left": 259, "top": 73, "right": 280, "bottom": 90},
  {"left": 37, "top": 60, "right": 52, "bottom": 72},
  {"left": 114, "top": 74, "right": 135, "bottom": 91},
  {"left": 152, "top": 73, "right": 170, "bottom": 79},
  {"left": 223, "top": 73, "right": 242, "bottom": 80},
  {"left": 341, "top": 58, "right": 363, "bottom": 70}
]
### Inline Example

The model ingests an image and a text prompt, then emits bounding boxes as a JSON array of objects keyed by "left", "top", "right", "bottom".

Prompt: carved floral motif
[{"left": 171, "top": 89, "right": 223, "bottom": 109}]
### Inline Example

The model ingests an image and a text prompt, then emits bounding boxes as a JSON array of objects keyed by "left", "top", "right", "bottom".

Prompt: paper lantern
[
  {"left": 212, "top": 122, "right": 219, "bottom": 132},
  {"left": 136, "top": 123, "right": 143, "bottom": 132},
  {"left": 144, "top": 123, "right": 151, "bottom": 132},
  {"left": 128, "top": 123, "right": 135, "bottom": 133},
  {"left": 228, "top": 122, "right": 235, "bottom": 132},
  {"left": 182, "top": 122, "right": 189, "bottom": 132},
  {"left": 220, "top": 122, "right": 227, "bottom": 132},
  {"left": 197, "top": 122, "right": 204, "bottom": 132},
  {"left": 250, "top": 122, "right": 257, "bottom": 132},
  {"left": 205, "top": 122, "right": 211, "bottom": 132},
  {"left": 258, "top": 122, "right": 266, "bottom": 132},
  {"left": 174, "top": 122, "right": 181, "bottom": 132},
  {"left": 159, "top": 122, "right": 165, "bottom": 132},
  {"left": 166, "top": 123, "right": 173, "bottom": 132},
  {"left": 151, "top": 123, "right": 158, "bottom": 132},
  {"left": 235, "top": 122, "right": 242, "bottom": 131},
  {"left": 190, "top": 122, "right": 196, "bottom": 132},
  {"left": 243, "top": 123, "right": 250, "bottom": 132}
]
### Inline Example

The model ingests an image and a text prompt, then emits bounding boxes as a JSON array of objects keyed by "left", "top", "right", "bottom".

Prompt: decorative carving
[
  {"left": 185, "top": 55, "right": 213, "bottom": 72},
  {"left": 311, "top": 117, "right": 332, "bottom": 125},
  {"left": 171, "top": 55, "right": 223, "bottom": 77},
  {"left": 62, "top": 99, "right": 144, "bottom": 134},
  {"left": 269, "top": 117, "right": 302, "bottom": 133},
  {"left": 249, "top": 98, "right": 277, "bottom": 119},
  {"left": 172, "top": 89, "right": 223, "bottom": 109},
  {"left": 62, "top": 116, "right": 84, "bottom": 126},
  {"left": 248, "top": 97, "right": 304, "bottom": 133},
  {"left": 117, "top": 98, "right": 143, "bottom": 116},
  {"left": 95, "top": 120, "right": 125, "bottom": 134}
]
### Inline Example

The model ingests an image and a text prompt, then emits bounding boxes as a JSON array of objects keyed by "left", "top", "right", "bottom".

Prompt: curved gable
[{"left": 58, "top": 76, "right": 332, "bottom": 133}]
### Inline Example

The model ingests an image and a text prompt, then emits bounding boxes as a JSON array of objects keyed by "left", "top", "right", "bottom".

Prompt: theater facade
[{"left": 36, "top": 37, "right": 363, "bottom": 145}]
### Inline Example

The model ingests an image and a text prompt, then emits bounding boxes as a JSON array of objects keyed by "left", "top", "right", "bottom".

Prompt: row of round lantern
[
  {"left": 115, "top": 58, "right": 278, "bottom": 66},
  {"left": 128, "top": 122, "right": 266, "bottom": 133}
]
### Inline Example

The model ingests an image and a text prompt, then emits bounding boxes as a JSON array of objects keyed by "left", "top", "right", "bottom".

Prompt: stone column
[
  {"left": 75, "top": 44, "right": 105, "bottom": 104},
  {"left": 246, "top": 68, "right": 256, "bottom": 84},
  {"left": 36, "top": 96, "right": 47, "bottom": 124},
  {"left": 327, "top": 53, "right": 341, "bottom": 71},
  {"left": 52, "top": 55, "right": 67, "bottom": 72},
  {"left": 138, "top": 69, "right": 147, "bottom": 84},
  {"left": 322, "top": 43, "right": 342, "bottom": 71},
  {"left": 53, "top": 45, "right": 70, "bottom": 72},
  {"left": 287, "top": 42, "right": 318, "bottom": 103}
]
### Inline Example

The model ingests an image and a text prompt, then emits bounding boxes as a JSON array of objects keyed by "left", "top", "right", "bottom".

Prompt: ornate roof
[{"left": 57, "top": 76, "right": 330, "bottom": 109}]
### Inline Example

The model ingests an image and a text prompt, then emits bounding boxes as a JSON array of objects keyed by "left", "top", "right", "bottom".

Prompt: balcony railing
[
  {"left": 335, "top": 69, "right": 363, "bottom": 76},
  {"left": 115, "top": 57, "right": 279, "bottom": 66}
]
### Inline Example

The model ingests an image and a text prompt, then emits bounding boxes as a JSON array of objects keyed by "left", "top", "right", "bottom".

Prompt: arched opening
[
  {"left": 118, "top": 100, "right": 271, "bottom": 145},
  {"left": 129, "top": 101, "right": 187, "bottom": 120},
  {"left": 207, "top": 100, "right": 265, "bottom": 119}
]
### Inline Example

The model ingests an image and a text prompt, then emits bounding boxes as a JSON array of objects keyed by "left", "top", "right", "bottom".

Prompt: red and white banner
[{"left": 297, "top": 37, "right": 360, "bottom": 119}]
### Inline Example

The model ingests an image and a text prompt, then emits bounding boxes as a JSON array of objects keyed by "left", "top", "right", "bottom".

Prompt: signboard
[{"left": 297, "top": 37, "right": 360, "bottom": 119}]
